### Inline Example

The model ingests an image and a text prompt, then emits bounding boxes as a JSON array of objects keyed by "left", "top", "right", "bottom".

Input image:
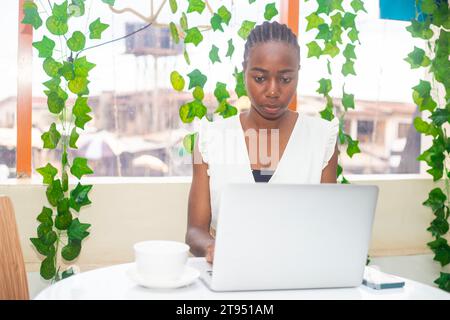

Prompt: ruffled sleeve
[{"left": 322, "top": 117, "right": 339, "bottom": 169}]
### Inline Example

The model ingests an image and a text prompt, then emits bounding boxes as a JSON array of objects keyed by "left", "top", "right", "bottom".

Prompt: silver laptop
[{"left": 200, "top": 183, "right": 379, "bottom": 291}]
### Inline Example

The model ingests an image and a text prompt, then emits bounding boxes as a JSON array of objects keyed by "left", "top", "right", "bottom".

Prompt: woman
[{"left": 186, "top": 21, "right": 339, "bottom": 263}]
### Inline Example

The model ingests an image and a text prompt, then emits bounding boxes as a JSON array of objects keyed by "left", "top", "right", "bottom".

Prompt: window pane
[
  {"left": 0, "top": 2, "right": 18, "bottom": 180},
  {"left": 298, "top": 2, "right": 422, "bottom": 174}
]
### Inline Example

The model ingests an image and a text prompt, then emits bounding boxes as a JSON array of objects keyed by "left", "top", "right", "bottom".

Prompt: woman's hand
[{"left": 205, "top": 242, "right": 215, "bottom": 264}]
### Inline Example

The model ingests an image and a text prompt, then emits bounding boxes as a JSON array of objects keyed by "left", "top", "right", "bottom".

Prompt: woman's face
[{"left": 244, "top": 41, "right": 299, "bottom": 120}]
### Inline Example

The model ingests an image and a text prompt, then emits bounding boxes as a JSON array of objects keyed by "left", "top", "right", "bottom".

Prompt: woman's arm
[
  {"left": 320, "top": 143, "right": 339, "bottom": 183},
  {"left": 186, "top": 136, "right": 215, "bottom": 261}
]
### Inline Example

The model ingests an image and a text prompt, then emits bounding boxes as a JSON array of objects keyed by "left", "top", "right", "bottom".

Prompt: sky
[{"left": 1, "top": 0, "right": 429, "bottom": 103}]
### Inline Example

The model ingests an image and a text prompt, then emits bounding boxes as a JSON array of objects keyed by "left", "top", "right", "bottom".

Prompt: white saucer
[{"left": 127, "top": 265, "right": 200, "bottom": 289}]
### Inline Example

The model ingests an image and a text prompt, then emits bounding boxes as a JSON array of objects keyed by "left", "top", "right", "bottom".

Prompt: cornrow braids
[{"left": 243, "top": 21, "right": 300, "bottom": 68}]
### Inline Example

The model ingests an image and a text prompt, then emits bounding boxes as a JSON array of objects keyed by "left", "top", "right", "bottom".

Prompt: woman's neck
[{"left": 243, "top": 107, "right": 292, "bottom": 130}]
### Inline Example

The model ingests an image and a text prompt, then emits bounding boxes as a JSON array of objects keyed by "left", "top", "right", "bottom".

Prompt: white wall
[{"left": 0, "top": 175, "right": 447, "bottom": 272}]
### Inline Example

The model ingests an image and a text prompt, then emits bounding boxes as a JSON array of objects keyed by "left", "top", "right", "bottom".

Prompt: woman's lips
[{"left": 263, "top": 106, "right": 280, "bottom": 114}]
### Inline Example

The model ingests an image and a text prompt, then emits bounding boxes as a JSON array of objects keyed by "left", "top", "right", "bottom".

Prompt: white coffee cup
[{"left": 133, "top": 240, "right": 189, "bottom": 281}]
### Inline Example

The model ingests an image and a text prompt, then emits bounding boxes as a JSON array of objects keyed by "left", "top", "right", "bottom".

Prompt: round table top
[{"left": 35, "top": 258, "right": 450, "bottom": 300}]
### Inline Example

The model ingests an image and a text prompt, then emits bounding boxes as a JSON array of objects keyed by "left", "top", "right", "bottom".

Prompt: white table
[{"left": 35, "top": 258, "right": 450, "bottom": 300}]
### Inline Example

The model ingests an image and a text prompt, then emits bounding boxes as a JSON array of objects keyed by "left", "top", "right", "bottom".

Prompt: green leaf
[
  {"left": 33, "top": 36, "right": 55, "bottom": 58},
  {"left": 346, "top": 135, "right": 360, "bottom": 157},
  {"left": 209, "top": 45, "right": 221, "bottom": 64},
  {"left": 37, "top": 207, "right": 53, "bottom": 226},
  {"left": 226, "top": 39, "right": 235, "bottom": 58},
  {"left": 43, "top": 58, "right": 62, "bottom": 78},
  {"left": 169, "top": 0, "right": 177, "bottom": 14},
  {"left": 214, "top": 82, "right": 230, "bottom": 103},
  {"left": 62, "top": 268, "right": 75, "bottom": 279},
  {"left": 185, "top": 27, "right": 203, "bottom": 46},
  {"left": 264, "top": 3, "right": 278, "bottom": 21},
  {"left": 55, "top": 212, "right": 72, "bottom": 231},
  {"left": 406, "top": 20, "right": 433, "bottom": 40},
  {"left": 46, "top": 179, "right": 64, "bottom": 207},
  {"left": 69, "top": 0, "right": 85, "bottom": 17},
  {"left": 187, "top": 0, "right": 205, "bottom": 14},
  {"left": 68, "top": 76, "right": 89, "bottom": 95},
  {"left": 215, "top": 100, "right": 238, "bottom": 118},
  {"left": 73, "top": 56, "right": 96, "bottom": 77},
  {"left": 73, "top": 97, "right": 92, "bottom": 129},
  {"left": 40, "top": 255, "right": 56, "bottom": 279},
  {"left": 317, "top": 78, "right": 332, "bottom": 95},
  {"left": 414, "top": 117, "right": 431, "bottom": 134},
  {"left": 343, "top": 44, "right": 356, "bottom": 60},
  {"left": 170, "top": 71, "right": 185, "bottom": 91},
  {"left": 306, "top": 13, "right": 324, "bottom": 31},
  {"left": 169, "top": 22, "right": 179, "bottom": 44},
  {"left": 211, "top": 14, "right": 224, "bottom": 32},
  {"left": 405, "top": 47, "right": 431, "bottom": 69},
  {"left": 183, "top": 133, "right": 197, "bottom": 154},
  {"left": 430, "top": 108, "right": 450, "bottom": 126},
  {"left": 68, "top": 218, "right": 91, "bottom": 241},
  {"left": 89, "top": 18, "right": 109, "bottom": 39},
  {"left": 70, "top": 157, "right": 94, "bottom": 179},
  {"left": 412, "top": 80, "right": 432, "bottom": 97},
  {"left": 43, "top": 77, "right": 61, "bottom": 91},
  {"left": 37, "top": 163, "right": 58, "bottom": 185},
  {"left": 330, "top": 12, "right": 342, "bottom": 27},
  {"left": 46, "top": 15, "right": 68, "bottom": 36},
  {"left": 249, "top": 0, "right": 257, "bottom": 3},
  {"left": 323, "top": 43, "right": 340, "bottom": 57},
  {"left": 427, "top": 238, "right": 450, "bottom": 267},
  {"left": 62, "top": 239, "right": 82, "bottom": 261},
  {"left": 233, "top": 68, "right": 247, "bottom": 98},
  {"left": 423, "top": 188, "right": 447, "bottom": 212},
  {"left": 59, "top": 61, "right": 75, "bottom": 81},
  {"left": 316, "top": 24, "right": 332, "bottom": 41},
  {"left": 69, "top": 127, "right": 80, "bottom": 149},
  {"left": 183, "top": 48, "right": 191, "bottom": 65},
  {"left": 218, "top": 6, "right": 231, "bottom": 25},
  {"left": 62, "top": 170, "right": 69, "bottom": 192},
  {"left": 434, "top": 272, "right": 450, "bottom": 292},
  {"left": 238, "top": 20, "right": 256, "bottom": 40},
  {"left": 428, "top": 217, "right": 449, "bottom": 237},
  {"left": 341, "top": 12, "right": 356, "bottom": 29},
  {"left": 41, "top": 123, "right": 61, "bottom": 149},
  {"left": 190, "top": 100, "right": 207, "bottom": 119},
  {"left": 47, "top": 90, "right": 65, "bottom": 114},
  {"left": 180, "top": 13, "right": 188, "bottom": 31},
  {"left": 342, "top": 59, "right": 356, "bottom": 76},
  {"left": 31, "top": 238, "right": 54, "bottom": 256},
  {"left": 187, "top": 69, "right": 207, "bottom": 89},
  {"left": 193, "top": 86, "right": 204, "bottom": 101},
  {"left": 320, "top": 106, "right": 334, "bottom": 121},
  {"left": 22, "top": 1, "right": 43, "bottom": 29},
  {"left": 69, "top": 183, "right": 93, "bottom": 212},
  {"left": 101, "top": 0, "right": 115, "bottom": 5},
  {"left": 350, "top": 0, "right": 367, "bottom": 13},
  {"left": 421, "top": 0, "right": 437, "bottom": 15},
  {"left": 67, "top": 31, "right": 86, "bottom": 52},
  {"left": 306, "top": 41, "right": 322, "bottom": 58},
  {"left": 342, "top": 88, "right": 355, "bottom": 110},
  {"left": 179, "top": 103, "right": 195, "bottom": 123},
  {"left": 348, "top": 27, "right": 359, "bottom": 42}
]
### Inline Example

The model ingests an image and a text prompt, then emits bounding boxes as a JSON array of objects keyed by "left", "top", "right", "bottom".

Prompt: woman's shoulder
[
  {"left": 300, "top": 113, "right": 339, "bottom": 132},
  {"left": 200, "top": 114, "right": 238, "bottom": 130}
]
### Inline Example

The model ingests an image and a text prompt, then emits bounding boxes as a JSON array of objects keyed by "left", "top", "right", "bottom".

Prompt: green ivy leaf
[
  {"left": 180, "top": 13, "right": 188, "bottom": 31},
  {"left": 68, "top": 76, "right": 89, "bottom": 95},
  {"left": 43, "top": 77, "right": 61, "bottom": 91},
  {"left": 233, "top": 68, "right": 247, "bottom": 98},
  {"left": 62, "top": 267, "right": 75, "bottom": 279},
  {"left": 62, "top": 170, "right": 69, "bottom": 192},
  {"left": 170, "top": 71, "right": 185, "bottom": 91},
  {"left": 187, "top": 69, "right": 207, "bottom": 89},
  {"left": 46, "top": 179, "right": 64, "bottom": 207},
  {"left": 55, "top": 211, "right": 72, "bottom": 231},
  {"left": 434, "top": 272, "right": 450, "bottom": 292},
  {"left": 46, "top": 12, "right": 68, "bottom": 36},
  {"left": 183, "top": 133, "right": 197, "bottom": 154},
  {"left": 350, "top": 0, "right": 367, "bottom": 13},
  {"left": 320, "top": 106, "right": 334, "bottom": 121},
  {"left": 430, "top": 108, "right": 450, "bottom": 126},
  {"left": 238, "top": 20, "right": 256, "bottom": 40},
  {"left": 31, "top": 237, "right": 54, "bottom": 256},
  {"left": 214, "top": 82, "right": 230, "bottom": 102},
  {"left": 414, "top": 117, "right": 433, "bottom": 135},
  {"left": 342, "top": 88, "right": 355, "bottom": 110},
  {"left": 40, "top": 254, "right": 56, "bottom": 279},
  {"left": 59, "top": 61, "right": 75, "bottom": 81},
  {"left": 427, "top": 238, "right": 450, "bottom": 267},
  {"left": 69, "top": 127, "right": 79, "bottom": 149},
  {"left": 323, "top": 43, "right": 339, "bottom": 57},
  {"left": 317, "top": 0, "right": 344, "bottom": 15},
  {"left": 169, "top": 0, "right": 177, "bottom": 14},
  {"left": 406, "top": 20, "right": 433, "bottom": 40},
  {"left": 69, "top": 183, "right": 93, "bottom": 212},
  {"left": 73, "top": 56, "right": 96, "bottom": 77},
  {"left": 215, "top": 100, "right": 237, "bottom": 118},
  {"left": 306, "top": 13, "right": 324, "bottom": 31},
  {"left": 421, "top": 0, "right": 438, "bottom": 14},
  {"left": 33, "top": 36, "right": 55, "bottom": 58},
  {"left": 191, "top": 100, "right": 207, "bottom": 119},
  {"left": 342, "top": 59, "right": 356, "bottom": 76},
  {"left": 423, "top": 188, "right": 447, "bottom": 212},
  {"left": 67, "top": 31, "right": 86, "bottom": 52},
  {"left": 264, "top": 3, "right": 278, "bottom": 21},
  {"left": 89, "top": 18, "right": 109, "bottom": 39},
  {"left": 346, "top": 135, "right": 360, "bottom": 157},
  {"left": 307, "top": 41, "right": 322, "bottom": 58},
  {"left": 428, "top": 217, "right": 449, "bottom": 237},
  {"left": 405, "top": 46, "right": 431, "bottom": 69},
  {"left": 70, "top": 157, "right": 94, "bottom": 179},
  {"left": 185, "top": 27, "right": 203, "bottom": 46},
  {"left": 101, "top": 0, "right": 115, "bottom": 5},
  {"left": 37, "top": 207, "right": 53, "bottom": 226},
  {"left": 341, "top": 12, "right": 356, "bottom": 29},
  {"left": 316, "top": 24, "right": 332, "bottom": 41},
  {"left": 330, "top": 12, "right": 342, "bottom": 27},
  {"left": 193, "top": 86, "right": 204, "bottom": 101},
  {"left": 73, "top": 97, "right": 93, "bottom": 129},
  {"left": 47, "top": 91, "right": 65, "bottom": 114},
  {"left": 187, "top": 0, "right": 205, "bottom": 14},
  {"left": 343, "top": 44, "right": 356, "bottom": 60},
  {"left": 226, "top": 39, "right": 235, "bottom": 58},
  {"left": 183, "top": 48, "right": 191, "bottom": 65},
  {"left": 211, "top": 14, "right": 224, "bottom": 32},
  {"left": 412, "top": 80, "right": 432, "bottom": 97},
  {"left": 68, "top": 218, "right": 91, "bottom": 241},
  {"left": 22, "top": 1, "right": 43, "bottom": 29},
  {"left": 218, "top": 6, "right": 231, "bottom": 25},
  {"left": 249, "top": 0, "right": 257, "bottom": 3},
  {"left": 43, "top": 58, "right": 62, "bottom": 78},
  {"left": 62, "top": 239, "right": 82, "bottom": 261},
  {"left": 41, "top": 123, "right": 61, "bottom": 149},
  {"left": 169, "top": 22, "right": 179, "bottom": 44},
  {"left": 317, "top": 78, "right": 332, "bottom": 95},
  {"left": 179, "top": 103, "right": 195, "bottom": 123},
  {"left": 348, "top": 28, "right": 359, "bottom": 42},
  {"left": 69, "top": 0, "right": 85, "bottom": 16},
  {"left": 209, "top": 45, "right": 221, "bottom": 64},
  {"left": 37, "top": 163, "right": 58, "bottom": 185}
]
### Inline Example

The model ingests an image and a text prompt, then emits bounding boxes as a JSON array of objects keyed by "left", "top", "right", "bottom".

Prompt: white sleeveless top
[{"left": 198, "top": 112, "right": 339, "bottom": 229}]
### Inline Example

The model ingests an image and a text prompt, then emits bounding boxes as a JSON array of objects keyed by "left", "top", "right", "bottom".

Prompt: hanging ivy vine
[
  {"left": 406, "top": 0, "right": 450, "bottom": 292},
  {"left": 21, "top": 0, "right": 114, "bottom": 282},
  {"left": 168, "top": 0, "right": 279, "bottom": 153}
]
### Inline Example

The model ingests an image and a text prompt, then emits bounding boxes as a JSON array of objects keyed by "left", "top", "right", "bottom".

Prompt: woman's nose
[{"left": 266, "top": 80, "right": 280, "bottom": 98}]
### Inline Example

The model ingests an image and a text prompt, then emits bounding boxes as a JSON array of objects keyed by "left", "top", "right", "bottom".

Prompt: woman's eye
[
  {"left": 254, "top": 76, "right": 265, "bottom": 83},
  {"left": 281, "top": 77, "right": 292, "bottom": 83}
]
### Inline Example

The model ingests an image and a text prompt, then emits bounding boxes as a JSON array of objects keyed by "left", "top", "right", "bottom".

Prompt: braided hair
[{"left": 243, "top": 21, "right": 300, "bottom": 69}]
